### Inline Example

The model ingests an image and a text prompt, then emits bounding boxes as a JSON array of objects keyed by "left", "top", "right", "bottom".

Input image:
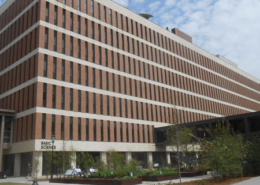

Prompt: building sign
[{"left": 41, "top": 141, "right": 56, "bottom": 150}]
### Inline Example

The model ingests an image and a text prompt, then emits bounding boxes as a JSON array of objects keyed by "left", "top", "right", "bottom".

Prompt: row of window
[
  {"left": 43, "top": 26, "right": 260, "bottom": 102},
  {"left": 0, "top": 55, "right": 37, "bottom": 94},
  {"left": 42, "top": 53, "right": 260, "bottom": 112},
  {"left": 43, "top": 0, "right": 260, "bottom": 92},
  {"left": 41, "top": 113, "right": 153, "bottom": 143},
  {"left": 42, "top": 81, "right": 252, "bottom": 123}
]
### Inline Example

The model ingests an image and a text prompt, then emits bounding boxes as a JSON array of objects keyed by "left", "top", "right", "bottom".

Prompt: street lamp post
[{"left": 51, "top": 135, "right": 55, "bottom": 179}]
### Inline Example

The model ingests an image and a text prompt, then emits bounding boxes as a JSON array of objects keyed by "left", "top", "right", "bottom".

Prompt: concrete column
[
  {"left": 32, "top": 152, "right": 43, "bottom": 178},
  {"left": 14, "top": 153, "right": 21, "bottom": 176},
  {"left": 100, "top": 152, "right": 107, "bottom": 165},
  {"left": 147, "top": 152, "right": 153, "bottom": 169},
  {"left": 125, "top": 152, "right": 132, "bottom": 164},
  {"left": 71, "top": 152, "right": 76, "bottom": 169},
  {"left": 0, "top": 116, "right": 5, "bottom": 172},
  {"left": 244, "top": 117, "right": 250, "bottom": 133},
  {"left": 166, "top": 152, "right": 171, "bottom": 166}
]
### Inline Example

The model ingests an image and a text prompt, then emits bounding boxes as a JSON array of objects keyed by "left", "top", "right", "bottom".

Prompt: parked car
[{"left": 64, "top": 169, "right": 77, "bottom": 177}]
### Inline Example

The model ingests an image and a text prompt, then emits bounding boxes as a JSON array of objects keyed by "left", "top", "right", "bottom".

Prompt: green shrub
[{"left": 121, "top": 176, "right": 131, "bottom": 180}]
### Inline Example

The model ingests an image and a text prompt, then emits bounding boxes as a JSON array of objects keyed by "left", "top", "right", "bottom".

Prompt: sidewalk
[
  {"left": 0, "top": 175, "right": 211, "bottom": 185},
  {"left": 231, "top": 176, "right": 260, "bottom": 185}
]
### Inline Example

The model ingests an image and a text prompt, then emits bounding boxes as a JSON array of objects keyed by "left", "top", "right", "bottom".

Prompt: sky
[{"left": 1, "top": 0, "right": 260, "bottom": 80}]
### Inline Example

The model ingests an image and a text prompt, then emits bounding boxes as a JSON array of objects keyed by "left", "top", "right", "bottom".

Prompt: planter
[
  {"left": 50, "top": 178, "right": 142, "bottom": 185},
  {"left": 140, "top": 174, "right": 179, "bottom": 181},
  {"left": 181, "top": 170, "right": 208, "bottom": 177}
]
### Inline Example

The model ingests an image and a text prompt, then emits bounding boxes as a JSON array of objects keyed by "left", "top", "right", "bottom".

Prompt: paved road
[{"left": 231, "top": 176, "right": 260, "bottom": 185}]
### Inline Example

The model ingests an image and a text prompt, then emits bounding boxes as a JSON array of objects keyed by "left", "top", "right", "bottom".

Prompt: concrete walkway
[
  {"left": 231, "top": 176, "right": 260, "bottom": 185},
  {"left": 0, "top": 175, "right": 212, "bottom": 185}
]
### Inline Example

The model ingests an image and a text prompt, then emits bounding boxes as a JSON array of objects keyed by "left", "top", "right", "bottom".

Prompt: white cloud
[
  {"left": 148, "top": 1, "right": 161, "bottom": 13},
  {"left": 146, "top": 0, "right": 260, "bottom": 80},
  {"left": 132, "top": 0, "right": 146, "bottom": 4},
  {"left": 113, "top": 0, "right": 129, "bottom": 7}
]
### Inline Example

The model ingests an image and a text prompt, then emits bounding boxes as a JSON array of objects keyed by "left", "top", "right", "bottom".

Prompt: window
[
  {"left": 113, "top": 97, "right": 116, "bottom": 116},
  {"left": 105, "top": 49, "right": 108, "bottom": 67},
  {"left": 121, "top": 14, "right": 123, "bottom": 30},
  {"left": 70, "top": 88, "right": 73, "bottom": 110},
  {"left": 104, "top": 6, "right": 106, "bottom": 21},
  {"left": 98, "top": 24, "right": 101, "bottom": 41},
  {"left": 53, "top": 57, "right": 57, "bottom": 79},
  {"left": 94, "top": 119, "right": 96, "bottom": 141},
  {"left": 44, "top": 55, "right": 48, "bottom": 77},
  {"left": 86, "top": 119, "right": 89, "bottom": 140},
  {"left": 112, "top": 74, "right": 115, "bottom": 92},
  {"left": 61, "top": 87, "right": 65, "bottom": 109},
  {"left": 78, "top": 16, "right": 81, "bottom": 34},
  {"left": 85, "top": 41, "right": 88, "bottom": 60},
  {"left": 109, "top": 9, "right": 112, "bottom": 24},
  {"left": 42, "top": 114, "right": 46, "bottom": 139},
  {"left": 100, "top": 94, "right": 103, "bottom": 114},
  {"left": 92, "top": 21, "right": 94, "bottom": 39},
  {"left": 125, "top": 99, "right": 127, "bottom": 118},
  {"left": 126, "top": 123, "right": 129, "bottom": 142},
  {"left": 120, "top": 122, "right": 123, "bottom": 142},
  {"left": 99, "top": 70, "right": 102, "bottom": 89},
  {"left": 85, "top": 66, "right": 88, "bottom": 86},
  {"left": 106, "top": 72, "right": 109, "bottom": 90},
  {"left": 63, "top": 9, "right": 66, "bottom": 28},
  {"left": 93, "top": 93, "right": 96, "bottom": 114},
  {"left": 93, "top": 68, "right": 95, "bottom": 87},
  {"left": 91, "top": 0, "right": 94, "bottom": 16},
  {"left": 86, "top": 91, "right": 89, "bottom": 112},
  {"left": 107, "top": 121, "right": 110, "bottom": 142},
  {"left": 104, "top": 27, "right": 107, "bottom": 44},
  {"left": 62, "top": 34, "right": 65, "bottom": 54},
  {"left": 78, "top": 39, "right": 81, "bottom": 58},
  {"left": 52, "top": 115, "right": 56, "bottom": 137},
  {"left": 132, "top": 124, "right": 135, "bottom": 142},
  {"left": 70, "top": 13, "right": 73, "bottom": 31},
  {"left": 43, "top": 83, "right": 47, "bottom": 107},
  {"left": 70, "top": 62, "right": 73, "bottom": 82},
  {"left": 122, "top": 34, "right": 124, "bottom": 50},
  {"left": 114, "top": 122, "right": 117, "bottom": 142},
  {"left": 85, "top": 19, "right": 88, "bottom": 36},
  {"left": 99, "top": 47, "right": 101, "bottom": 65},
  {"left": 45, "top": 2, "right": 49, "bottom": 22},
  {"left": 78, "top": 90, "right": 81, "bottom": 111},
  {"left": 111, "top": 30, "right": 113, "bottom": 46},
  {"left": 92, "top": 44, "right": 95, "bottom": 62},
  {"left": 138, "top": 124, "right": 140, "bottom": 143},
  {"left": 85, "top": 0, "right": 87, "bottom": 13},
  {"left": 78, "top": 118, "right": 81, "bottom": 140},
  {"left": 44, "top": 28, "right": 48, "bottom": 49},
  {"left": 115, "top": 12, "right": 118, "bottom": 27},
  {"left": 143, "top": 125, "right": 145, "bottom": 143},
  {"left": 61, "top": 116, "right": 64, "bottom": 139},
  {"left": 70, "top": 117, "right": 73, "bottom": 140},
  {"left": 70, "top": 36, "right": 73, "bottom": 56},
  {"left": 126, "top": 17, "right": 128, "bottom": 32},
  {"left": 116, "top": 32, "right": 119, "bottom": 48},
  {"left": 98, "top": 3, "right": 100, "bottom": 19},
  {"left": 101, "top": 120, "right": 103, "bottom": 141},
  {"left": 78, "top": 0, "right": 80, "bottom": 10},
  {"left": 54, "top": 6, "right": 58, "bottom": 25}
]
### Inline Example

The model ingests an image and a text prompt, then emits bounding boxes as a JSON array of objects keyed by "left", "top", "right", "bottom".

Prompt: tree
[
  {"left": 32, "top": 152, "right": 41, "bottom": 179},
  {"left": 243, "top": 137, "right": 260, "bottom": 176},
  {"left": 166, "top": 108, "right": 193, "bottom": 184},
  {"left": 201, "top": 121, "right": 246, "bottom": 182}
]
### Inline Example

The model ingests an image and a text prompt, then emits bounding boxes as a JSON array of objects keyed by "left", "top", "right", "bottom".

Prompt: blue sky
[{"left": 1, "top": 0, "right": 260, "bottom": 80}]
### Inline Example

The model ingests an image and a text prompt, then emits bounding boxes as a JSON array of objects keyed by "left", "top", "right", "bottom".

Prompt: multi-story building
[{"left": 0, "top": 0, "right": 260, "bottom": 177}]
